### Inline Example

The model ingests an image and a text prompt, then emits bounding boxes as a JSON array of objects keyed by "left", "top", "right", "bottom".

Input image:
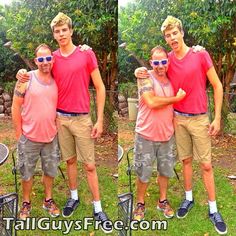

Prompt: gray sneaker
[
  {"left": 209, "top": 212, "right": 227, "bottom": 235},
  {"left": 176, "top": 199, "right": 194, "bottom": 218},
  {"left": 62, "top": 198, "right": 80, "bottom": 218}
]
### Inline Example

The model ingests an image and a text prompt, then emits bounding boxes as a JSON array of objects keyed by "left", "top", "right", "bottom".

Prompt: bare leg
[
  {"left": 66, "top": 156, "right": 78, "bottom": 190},
  {"left": 183, "top": 157, "right": 193, "bottom": 191},
  {"left": 201, "top": 162, "right": 216, "bottom": 201},
  {"left": 136, "top": 178, "right": 148, "bottom": 204},
  {"left": 83, "top": 163, "right": 100, "bottom": 201},
  {"left": 158, "top": 175, "right": 168, "bottom": 201},
  {"left": 22, "top": 178, "right": 33, "bottom": 202},
  {"left": 42, "top": 175, "right": 54, "bottom": 200}
]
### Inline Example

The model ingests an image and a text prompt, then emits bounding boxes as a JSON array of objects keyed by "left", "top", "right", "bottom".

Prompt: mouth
[{"left": 171, "top": 41, "right": 178, "bottom": 49}]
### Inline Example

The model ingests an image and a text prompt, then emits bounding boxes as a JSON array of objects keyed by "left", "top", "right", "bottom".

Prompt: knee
[
  {"left": 201, "top": 163, "right": 213, "bottom": 172},
  {"left": 67, "top": 157, "right": 77, "bottom": 165},
  {"left": 183, "top": 157, "right": 192, "bottom": 166},
  {"left": 84, "top": 163, "right": 96, "bottom": 172}
]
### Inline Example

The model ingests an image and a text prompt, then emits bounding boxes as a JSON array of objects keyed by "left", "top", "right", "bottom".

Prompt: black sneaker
[
  {"left": 94, "top": 211, "right": 113, "bottom": 234},
  {"left": 62, "top": 198, "right": 80, "bottom": 218},
  {"left": 209, "top": 212, "right": 227, "bottom": 235},
  {"left": 176, "top": 199, "right": 194, "bottom": 218}
]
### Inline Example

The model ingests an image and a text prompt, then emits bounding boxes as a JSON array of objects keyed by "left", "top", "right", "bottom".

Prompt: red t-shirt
[
  {"left": 167, "top": 48, "right": 213, "bottom": 114},
  {"left": 52, "top": 47, "right": 98, "bottom": 113}
]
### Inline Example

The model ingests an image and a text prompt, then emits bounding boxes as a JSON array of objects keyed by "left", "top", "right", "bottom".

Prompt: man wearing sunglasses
[
  {"left": 133, "top": 45, "right": 186, "bottom": 221},
  {"left": 12, "top": 44, "right": 60, "bottom": 220},
  {"left": 16, "top": 12, "right": 112, "bottom": 233},
  {"left": 135, "top": 16, "right": 227, "bottom": 235}
]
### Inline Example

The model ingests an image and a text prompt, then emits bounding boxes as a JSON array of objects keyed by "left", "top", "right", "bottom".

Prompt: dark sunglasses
[
  {"left": 151, "top": 59, "right": 168, "bottom": 66},
  {"left": 36, "top": 56, "right": 53, "bottom": 63}
]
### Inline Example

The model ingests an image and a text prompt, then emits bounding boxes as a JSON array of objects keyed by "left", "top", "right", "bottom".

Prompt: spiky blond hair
[
  {"left": 161, "top": 15, "right": 183, "bottom": 34},
  {"left": 50, "top": 12, "right": 72, "bottom": 31}
]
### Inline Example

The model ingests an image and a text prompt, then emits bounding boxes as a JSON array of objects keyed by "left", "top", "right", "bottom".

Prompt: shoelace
[
  {"left": 135, "top": 204, "right": 145, "bottom": 215},
  {"left": 46, "top": 199, "right": 57, "bottom": 210},
  {"left": 181, "top": 200, "right": 191, "bottom": 209},
  {"left": 97, "top": 212, "right": 108, "bottom": 222},
  {"left": 213, "top": 213, "right": 223, "bottom": 223},
  {"left": 21, "top": 202, "right": 31, "bottom": 213},
  {"left": 66, "top": 198, "right": 77, "bottom": 208}
]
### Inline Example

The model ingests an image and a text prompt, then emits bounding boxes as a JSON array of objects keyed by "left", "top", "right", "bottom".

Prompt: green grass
[
  {"left": 118, "top": 117, "right": 236, "bottom": 236},
  {"left": 0, "top": 118, "right": 117, "bottom": 236}
]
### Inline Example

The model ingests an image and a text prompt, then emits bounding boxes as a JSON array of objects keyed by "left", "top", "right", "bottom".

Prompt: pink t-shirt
[
  {"left": 135, "top": 74, "right": 174, "bottom": 142},
  {"left": 52, "top": 48, "right": 98, "bottom": 113},
  {"left": 21, "top": 71, "right": 58, "bottom": 142},
  {"left": 167, "top": 48, "right": 213, "bottom": 113}
]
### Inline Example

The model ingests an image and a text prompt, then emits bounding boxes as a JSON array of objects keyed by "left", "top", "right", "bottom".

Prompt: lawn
[
  {"left": 0, "top": 117, "right": 118, "bottom": 236},
  {"left": 118, "top": 117, "right": 236, "bottom": 236}
]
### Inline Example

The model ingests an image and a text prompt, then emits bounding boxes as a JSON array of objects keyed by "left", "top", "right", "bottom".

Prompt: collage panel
[
  {"left": 0, "top": 0, "right": 117, "bottom": 235},
  {"left": 118, "top": 0, "right": 236, "bottom": 235}
]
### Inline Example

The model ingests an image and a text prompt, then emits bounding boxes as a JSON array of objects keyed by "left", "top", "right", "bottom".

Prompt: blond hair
[
  {"left": 50, "top": 12, "right": 72, "bottom": 31},
  {"left": 161, "top": 15, "right": 183, "bottom": 34}
]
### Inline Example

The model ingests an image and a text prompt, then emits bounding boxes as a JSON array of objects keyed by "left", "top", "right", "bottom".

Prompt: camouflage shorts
[
  {"left": 134, "top": 134, "right": 176, "bottom": 183},
  {"left": 17, "top": 135, "right": 60, "bottom": 181}
]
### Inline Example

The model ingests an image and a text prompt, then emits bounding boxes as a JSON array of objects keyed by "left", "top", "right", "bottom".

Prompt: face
[
  {"left": 53, "top": 23, "right": 73, "bottom": 47},
  {"left": 34, "top": 48, "right": 54, "bottom": 73},
  {"left": 164, "top": 26, "right": 184, "bottom": 52},
  {"left": 150, "top": 51, "right": 169, "bottom": 77}
]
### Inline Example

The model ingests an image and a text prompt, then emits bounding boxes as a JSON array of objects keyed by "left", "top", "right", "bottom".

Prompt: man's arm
[
  {"left": 207, "top": 66, "right": 223, "bottom": 136},
  {"left": 138, "top": 78, "right": 186, "bottom": 109},
  {"left": 11, "top": 82, "right": 27, "bottom": 140},
  {"left": 90, "top": 68, "right": 106, "bottom": 138}
]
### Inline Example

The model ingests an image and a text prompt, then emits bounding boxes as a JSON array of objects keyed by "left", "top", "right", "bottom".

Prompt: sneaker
[
  {"left": 94, "top": 211, "right": 113, "bottom": 234},
  {"left": 209, "top": 212, "right": 227, "bottom": 235},
  {"left": 43, "top": 199, "right": 60, "bottom": 217},
  {"left": 133, "top": 202, "right": 145, "bottom": 221},
  {"left": 19, "top": 202, "right": 31, "bottom": 220},
  {"left": 62, "top": 198, "right": 80, "bottom": 218},
  {"left": 157, "top": 199, "right": 174, "bottom": 218},
  {"left": 176, "top": 199, "right": 194, "bottom": 218}
]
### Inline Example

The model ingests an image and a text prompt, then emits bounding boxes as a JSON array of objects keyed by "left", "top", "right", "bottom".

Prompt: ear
[
  {"left": 70, "top": 28, "right": 73, "bottom": 36},
  {"left": 34, "top": 58, "right": 38, "bottom": 65},
  {"left": 149, "top": 60, "right": 152, "bottom": 67},
  {"left": 181, "top": 30, "right": 184, "bottom": 37}
]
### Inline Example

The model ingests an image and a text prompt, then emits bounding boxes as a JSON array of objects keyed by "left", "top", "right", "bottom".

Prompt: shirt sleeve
[
  {"left": 137, "top": 78, "right": 153, "bottom": 97},
  {"left": 86, "top": 49, "right": 98, "bottom": 74},
  {"left": 201, "top": 50, "right": 213, "bottom": 74}
]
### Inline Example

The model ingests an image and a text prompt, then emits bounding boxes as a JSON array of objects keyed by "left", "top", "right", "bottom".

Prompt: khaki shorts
[
  {"left": 17, "top": 135, "right": 60, "bottom": 181},
  {"left": 56, "top": 114, "right": 95, "bottom": 163},
  {"left": 134, "top": 134, "right": 176, "bottom": 183},
  {"left": 174, "top": 114, "right": 211, "bottom": 163}
]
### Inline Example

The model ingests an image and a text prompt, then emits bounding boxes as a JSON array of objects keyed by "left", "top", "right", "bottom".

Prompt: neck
[
  {"left": 60, "top": 42, "right": 76, "bottom": 56},
  {"left": 174, "top": 43, "right": 189, "bottom": 59},
  {"left": 36, "top": 70, "right": 51, "bottom": 83}
]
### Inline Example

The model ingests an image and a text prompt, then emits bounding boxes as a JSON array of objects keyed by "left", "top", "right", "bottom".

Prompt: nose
[{"left": 170, "top": 33, "right": 175, "bottom": 40}]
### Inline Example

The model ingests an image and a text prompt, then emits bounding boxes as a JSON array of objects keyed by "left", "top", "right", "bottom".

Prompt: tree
[
  {"left": 2, "top": 0, "right": 117, "bottom": 92},
  {"left": 119, "top": 0, "right": 236, "bottom": 91}
]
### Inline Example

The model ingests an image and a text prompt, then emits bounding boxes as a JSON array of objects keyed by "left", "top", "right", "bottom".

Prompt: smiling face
[
  {"left": 150, "top": 50, "right": 169, "bottom": 77},
  {"left": 34, "top": 47, "right": 54, "bottom": 74},
  {"left": 164, "top": 26, "right": 184, "bottom": 53},
  {"left": 53, "top": 23, "right": 73, "bottom": 47}
]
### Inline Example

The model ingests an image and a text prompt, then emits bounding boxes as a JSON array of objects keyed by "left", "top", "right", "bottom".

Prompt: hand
[
  {"left": 134, "top": 67, "right": 149, "bottom": 79},
  {"left": 208, "top": 119, "right": 221, "bottom": 136},
  {"left": 176, "top": 88, "right": 186, "bottom": 101},
  {"left": 91, "top": 121, "right": 103, "bottom": 139},
  {"left": 16, "top": 69, "right": 30, "bottom": 83},
  {"left": 79, "top": 44, "right": 92, "bottom": 51},
  {"left": 192, "top": 45, "right": 205, "bottom": 53}
]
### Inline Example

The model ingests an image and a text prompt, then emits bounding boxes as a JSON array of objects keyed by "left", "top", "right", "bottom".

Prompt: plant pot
[{"left": 127, "top": 98, "right": 138, "bottom": 121}]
